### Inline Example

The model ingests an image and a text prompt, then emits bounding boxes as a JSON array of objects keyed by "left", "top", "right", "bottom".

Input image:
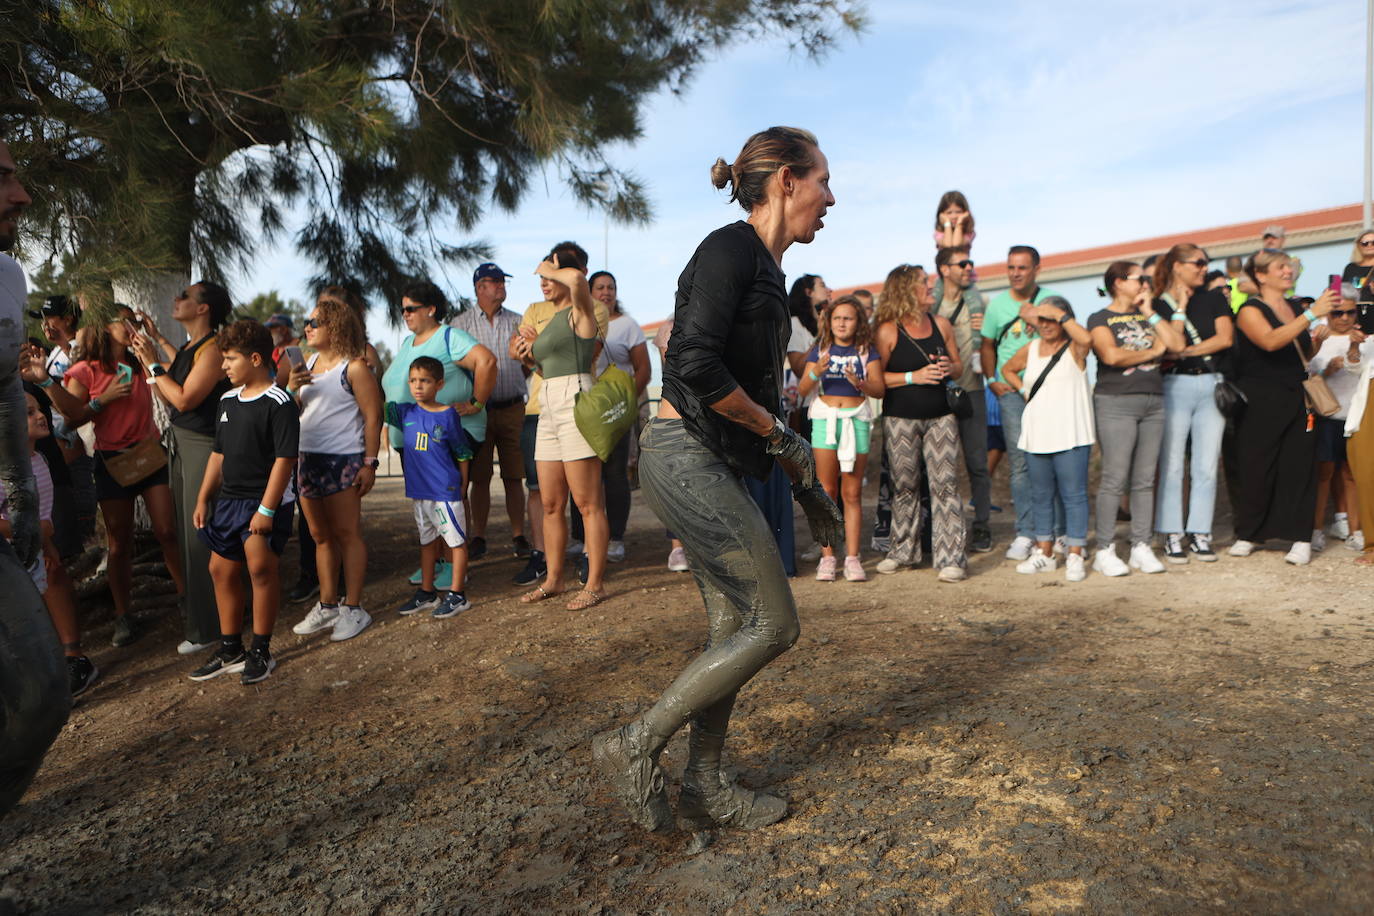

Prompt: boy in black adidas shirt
[{"left": 190, "top": 320, "right": 299, "bottom": 685}]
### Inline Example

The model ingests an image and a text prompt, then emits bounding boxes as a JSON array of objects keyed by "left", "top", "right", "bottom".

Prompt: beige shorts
[{"left": 535, "top": 373, "right": 598, "bottom": 463}]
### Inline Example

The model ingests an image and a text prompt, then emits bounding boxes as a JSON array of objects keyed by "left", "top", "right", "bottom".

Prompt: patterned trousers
[{"left": 884, "top": 414, "right": 966, "bottom": 570}]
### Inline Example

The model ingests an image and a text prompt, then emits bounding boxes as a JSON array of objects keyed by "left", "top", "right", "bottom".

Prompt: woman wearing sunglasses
[
  {"left": 1086, "top": 260, "right": 1185, "bottom": 576},
  {"left": 379, "top": 282, "right": 497, "bottom": 589},
  {"left": 1342, "top": 230, "right": 1374, "bottom": 307},
  {"left": 1308, "top": 288, "right": 1369, "bottom": 551},
  {"left": 1150, "top": 244, "right": 1233, "bottom": 563}
]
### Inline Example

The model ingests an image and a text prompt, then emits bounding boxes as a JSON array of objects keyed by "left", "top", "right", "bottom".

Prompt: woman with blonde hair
[
  {"left": 286, "top": 298, "right": 383, "bottom": 640},
  {"left": 1229, "top": 249, "right": 1336, "bottom": 563},
  {"left": 874, "top": 263, "right": 967, "bottom": 581}
]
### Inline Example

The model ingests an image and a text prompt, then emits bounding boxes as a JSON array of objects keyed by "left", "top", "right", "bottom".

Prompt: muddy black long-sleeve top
[{"left": 661, "top": 221, "right": 789, "bottom": 480}]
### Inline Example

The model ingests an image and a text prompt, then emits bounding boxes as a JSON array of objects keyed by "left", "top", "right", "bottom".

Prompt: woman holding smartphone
[
  {"left": 130, "top": 283, "right": 233, "bottom": 655},
  {"left": 23, "top": 307, "right": 185, "bottom": 647}
]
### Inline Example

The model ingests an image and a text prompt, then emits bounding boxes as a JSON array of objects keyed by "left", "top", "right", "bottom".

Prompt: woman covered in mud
[{"left": 591, "top": 126, "right": 842, "bottom": 833}]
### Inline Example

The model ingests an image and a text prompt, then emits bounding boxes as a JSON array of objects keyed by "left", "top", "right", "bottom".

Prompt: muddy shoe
[
  {"left": 677, "top": 772, "right": 787, "bottom": 831},
  {"left": 591, "top": 725, "right": 672, "bottom": 833}
]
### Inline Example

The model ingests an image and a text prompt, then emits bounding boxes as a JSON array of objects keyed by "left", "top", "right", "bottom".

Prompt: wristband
[
  {"left": 469, "top": 398, "right": 484, "bottom": 410},
  {"left": 1146, "top": 313, "right": 1162, "bottom": 326},
  {"left": 1303, "top": 308, "right": 1317, "bottom": 324},
  {"left": 904, "top": 371, "right": 913, "bottom": 385},
  {"left": 1170, "top": 313, "right": 1185, "bottom": 321},
  {"left": 256, "top": 504, "right": 276, "bottom": 518},
  {"left": 87, "top": 398, "right": 104, "bottom": 414},
  {"left": 807, "top": 370, "right": 820, "bottom": 381},
  {"left": 36, "top": 376, "right": 54, "bottom": 389}
]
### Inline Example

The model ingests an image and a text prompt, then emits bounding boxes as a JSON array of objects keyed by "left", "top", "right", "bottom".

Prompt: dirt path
[{"left": 3, "top": 476, "right": 1373, "bottom": 914}]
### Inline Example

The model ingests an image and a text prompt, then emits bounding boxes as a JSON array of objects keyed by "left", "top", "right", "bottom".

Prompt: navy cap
[
  {"left": 264, "top": 312, "right": 294, "bottom": 329},
  {"left": 473, "top": 262, "right": 512, "bottom": 285},
  {"left": 28, "top": 295, "right": 80, "bottom": 322}
]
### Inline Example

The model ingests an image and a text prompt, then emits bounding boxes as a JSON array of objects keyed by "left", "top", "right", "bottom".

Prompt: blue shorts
[
  {"left": 987, "top": 425, "right": 1007, "bottom": 452},
  {"left": 198, "top": 497, "right": 296, "bottom": 561},
  {"left": 1316, "top": 416, "right": 1348, "bottom": 464}
]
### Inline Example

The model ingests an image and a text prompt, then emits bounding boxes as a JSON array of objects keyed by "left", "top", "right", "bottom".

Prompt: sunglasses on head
[{"left": 303, "top": 317, "right": 321, "bottom": 329}]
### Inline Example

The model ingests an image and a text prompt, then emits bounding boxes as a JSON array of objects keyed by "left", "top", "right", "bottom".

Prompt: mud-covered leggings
[
  {"left": 0, "top": 535, "right": 70, "bottom": 816},
  {"left": 635, "top": 419, "right": 799, "bottom": 762}
]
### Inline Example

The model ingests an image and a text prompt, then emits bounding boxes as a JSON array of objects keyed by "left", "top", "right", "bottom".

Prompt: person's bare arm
[
  {"left": 1182, "top": 314, "right": 1234, "bottom": 358},
  {"left": 193, "top": 452, "right": 224, "bottom": 529},
  {"left": 1090, "top": 325, "right": 1166, "bottom": 368},
  {"left": 935, "top": 315, "right": 963, "bottom": 379},
  {"left": 349, "top": 359, "right": 383, "bottom": 496},
  {"left": 1236, "top": 291, "right": 1334, "bottom": 352},
  {"left": 981, "top": 333, "right": 1009, "bottom": 396},
  {"left": 628, "top": 342, "right": 651, "bottom": 395},
  {"left": 454, "top": 345, "right": 496, "bottom": 414},
  {"left": 1001, "top": 344, "right": 1029, "bottom": 393}
]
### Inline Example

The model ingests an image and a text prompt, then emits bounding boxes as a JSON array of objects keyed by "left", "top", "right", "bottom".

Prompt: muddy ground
[{"left": 2, "top": 468, "right": 1373, "bottom": 914}]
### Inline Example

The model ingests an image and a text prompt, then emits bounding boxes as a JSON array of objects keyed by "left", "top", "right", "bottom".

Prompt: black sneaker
[
  {"left": 512, "top": 535, "right": 532, "bottom": 557},
  {"left": 469, "top": 536, "right": 488, "bottom": 560},
  {"left": 1187, "top": 533, "right": 1218, "bottom": 562},
  {"left": 513, "top": 550, "right": 546, "bottom": 586},
  {"left": 111, "top": 615, "right": 139, "bottom": 647},
  {"left": 68, "top": 656, "right": 99, "bottom": 697},
  {"left": 970, "top": 524, "right": 993, "bottom": 554},
  {"left": 576, "top": 552, "right": 589, "bottom": 586},
  {"left": 288, "top": 578, "right": 319, "bottom": 604},
  {"left": 1164, "top": 533, "right": 1188, "bottom": 564},
  {"left": 241, "top": 647, "right": 276, "bottom": 685},
  {"left": 189, "top": 646, "right": 247, "bottom": 681}
]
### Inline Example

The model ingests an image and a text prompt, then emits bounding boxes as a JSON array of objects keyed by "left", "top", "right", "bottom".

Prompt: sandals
[
  {"left": 1356, "top": 553, "right": 1374, "bottom": 567},
  {"left": 520, "top": 584, "right": 562, "bottom": 604},
  {"left": 566, "top": 589, "right": 606, "bottom": 611}
]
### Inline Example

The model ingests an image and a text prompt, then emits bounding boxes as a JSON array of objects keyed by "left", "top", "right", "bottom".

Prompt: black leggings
[
  {"left": 635, "top": 419, "right": 799, "bottom": 753},
  {"left": 571, "top": 430, "right": 632, "bottom": 541}
]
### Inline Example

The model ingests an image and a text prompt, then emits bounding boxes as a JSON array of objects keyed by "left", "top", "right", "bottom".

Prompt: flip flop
[
  {"left": 520, "top": 584, "right": 562, "bottom": 603},
  {"left": 1355, "top": 554, "right": 1374, "bottom": 567},
  {"left": 566, "top": 589, "right": 605, "bottom": 611}
]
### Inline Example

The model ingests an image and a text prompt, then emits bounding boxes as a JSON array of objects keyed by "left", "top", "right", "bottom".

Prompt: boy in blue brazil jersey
[{"left": 387, "top": 357, "right": 474, "bottom": 618}]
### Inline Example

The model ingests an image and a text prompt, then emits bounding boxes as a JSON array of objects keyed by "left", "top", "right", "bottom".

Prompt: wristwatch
[
  {"left": 151, "top": 363, "right": 168, "bottom": 377},
  {"left": 469, "top": 398, "right": 484, "bottom": 410},
  {"left": 362, "top": 457, "right": 380, "bottom": 469},
  {"left": 1057, "top": 313, "right": 1070, "bottom": 324}
]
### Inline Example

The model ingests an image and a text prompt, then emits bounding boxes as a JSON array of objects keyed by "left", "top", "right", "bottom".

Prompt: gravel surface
[{"left": 3, "top": 475, "right": 1373, "bottom": 914}]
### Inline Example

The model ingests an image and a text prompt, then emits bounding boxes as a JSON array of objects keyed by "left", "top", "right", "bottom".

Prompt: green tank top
[{"left": 531, "top": 307, "right": 597, "bottom": 379}]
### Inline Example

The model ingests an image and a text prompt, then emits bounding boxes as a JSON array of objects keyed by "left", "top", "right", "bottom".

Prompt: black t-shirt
[
  {"left": 213, "top": 384, "right": 300, "bottom": 501},
  {"left": 1086, "top": 308, "right": 1163, "bottom": 396},
  {"left": 168, "top": 333, "right": 232, "bottom": 437},
  {"left": 1342, "top": 262, "right": 1374, "bottom": 304},
  {"left": 1154, "top": 289, "right": 1233, "bottom": 376},
  {"left": 662, "top": 221, "right": 788, "bottom": 480}
]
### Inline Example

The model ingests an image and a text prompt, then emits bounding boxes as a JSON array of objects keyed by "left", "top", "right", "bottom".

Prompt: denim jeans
[
  {"left": 1155, "top": 373, "right": 1226, "bottom": 535},
  {"left": 999, "top": 390, "right": 1063, "bottom": 539},
  {"left": 1026, "top": 445, "right": 1091, "bottom": 546},
  {"left": 1094, "top": 392, "right": 1165, "bottom": 547}
]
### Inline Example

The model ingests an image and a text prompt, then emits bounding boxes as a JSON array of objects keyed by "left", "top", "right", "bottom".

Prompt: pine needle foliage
[{"left": 1, "top": 0, "right": 863, "bottom": 319}]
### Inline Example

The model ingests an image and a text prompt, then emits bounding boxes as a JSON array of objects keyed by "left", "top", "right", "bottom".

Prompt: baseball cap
[
  {"left": 473, "top": 262, "right": 512, "bottom": 284},
  {"left": 264, "top": 312, "right": 294, "bottom": 329},
  {"left": 27, "top": 295, "right": 81, "bottom": 322},
  {"left": 1262, "top": 224, "right": 1286, "bottom": 239}
]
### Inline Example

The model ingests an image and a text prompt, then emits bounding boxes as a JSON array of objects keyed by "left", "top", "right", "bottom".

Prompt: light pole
[{"left": 1366, "top": 0, "right": 1372, "bottom": 229}]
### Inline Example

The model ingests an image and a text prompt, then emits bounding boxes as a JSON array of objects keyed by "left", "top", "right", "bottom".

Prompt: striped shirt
[
  {"left": 450, "top": 305, "right": 525, "bottom": 404},
  {"left": 0, "top": 452, "right": 54, "bottom": 524}
]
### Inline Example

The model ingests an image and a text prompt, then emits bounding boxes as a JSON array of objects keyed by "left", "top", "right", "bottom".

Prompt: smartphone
[
  {"left": 1358, "top": 302, "right": 1374, "bottom": 335},
  {"left": 116, "top": 363, "right": 133, "bottom": 384},
  {"left": 1329, "top": 274, "right": 1344, "bottom": 296},
  {"left": 283, "top": 346, "right": 305, "bottom": 368}
]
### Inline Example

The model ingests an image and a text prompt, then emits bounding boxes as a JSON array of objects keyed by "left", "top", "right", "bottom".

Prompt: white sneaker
[
  {"left": 292, "top": 601, "right": 339, "bottom": 635},
  {"left": 1005, "top": 536, "right": 1034, "bottom": 561},
  {"left": 1311, "top": 528, "right": 1327, "bottom": 552},
  {"left": 666, "top": 547, "right": 690, "bottom": 571},
  {"left": 330, "top": 604, "right": 372, "bottom": 641},
  {"left": 1016, "top": 552, "right": 1057, "bottom": 574},
  {"left": 1348, "top": 530, "right": 1366, "bottom": 551},
  {"left": 177, "top": 639, "right": 216, "bottom": 655},
  {"left": 937, "top": 566, "right": 967, "bottom": 582},
  {"left": 875, "top": 558, "right": 902, "bottom": 575},
  {"left": 1052, "top": 535, "right": 1068, "bottom": 556},
  {"left": 1064, "top": 553, "right": 1086, "bottom": 582},
  {"left": 607, "top": 540, "right": 626, "bottom": 563},
  {"left": 1228, "top": 539, "right": 1256, "bottom": 557},
  {"left": 1328, "top": 515, "right": 1351, "bottom": 540},
  {"left": 1128, "top": 542, "right": 1165, "bottom": 574},
  {"left": 1093, "top": 545, "right": 1130, "bottom": 577},
  {"left": 1284, "top": 541, "right": 1312, "bottom": 566},
  {"left": 565, "top": 539, "right": 584, "bottom": 556}
]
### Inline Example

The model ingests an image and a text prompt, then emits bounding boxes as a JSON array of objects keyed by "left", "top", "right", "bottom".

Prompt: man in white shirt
[
  {"left": 451, "top": 262, "right": 528, "bottom": 560},
  {"left": 0, "top": 132, "right": 71, "bottom": 816}
]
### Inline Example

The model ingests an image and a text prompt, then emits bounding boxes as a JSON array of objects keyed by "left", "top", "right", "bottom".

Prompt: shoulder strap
[
  {"left": 1024, "top": 342, "right": 1070, "bottom": 404},
  {"left": 898, "top": 319, "right": 940, "bottom": 367}
]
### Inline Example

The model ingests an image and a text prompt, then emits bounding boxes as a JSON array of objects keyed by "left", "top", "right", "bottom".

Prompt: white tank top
[
  {"left": 298, "top": 355, "right": 365, "bottom": 454},
  {"left": 1017, "top": 342, "right": 1095, "bottom": 454}
]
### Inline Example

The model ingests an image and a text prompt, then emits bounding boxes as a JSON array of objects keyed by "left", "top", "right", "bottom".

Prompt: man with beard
[{"left": 0, "top": 131, "right": 71, "bottom": 816}]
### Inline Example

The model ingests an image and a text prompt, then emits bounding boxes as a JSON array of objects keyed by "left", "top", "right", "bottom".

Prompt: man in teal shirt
[{"left": 979, "top": 245, "right": 1064, "bottom": 561}]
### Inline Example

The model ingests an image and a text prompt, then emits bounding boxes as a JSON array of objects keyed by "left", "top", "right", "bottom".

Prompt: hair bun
[{"left": 710, "top": 157, "right": 734, "bottom": 191}]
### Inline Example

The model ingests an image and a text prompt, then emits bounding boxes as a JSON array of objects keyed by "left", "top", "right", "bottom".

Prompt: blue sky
[{"left": 237, "top": 0, "right": 1366, "bottom": 350}]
